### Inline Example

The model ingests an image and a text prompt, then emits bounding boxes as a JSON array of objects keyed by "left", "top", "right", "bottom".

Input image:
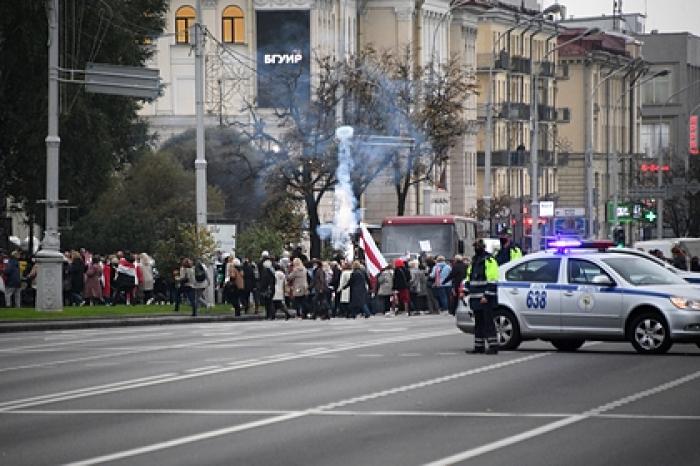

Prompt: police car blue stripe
[
  {"left": 685, "top": 277, "right": 700, "bottom": 284},
  {"left": 498, "top": 282, "right": 672, "bottom": 299}
]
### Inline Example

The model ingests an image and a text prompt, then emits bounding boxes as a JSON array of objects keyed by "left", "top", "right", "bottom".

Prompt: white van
[{"left": 633, "top": 238, "right": 700, "bottom": 267}]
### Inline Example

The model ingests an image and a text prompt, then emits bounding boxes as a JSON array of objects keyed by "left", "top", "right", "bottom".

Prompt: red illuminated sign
[
  {"left": 640, "top": 163, "right": 670, "bottom": 173},
  {"left": 690, "top": 115, "right": 699, "bottom": 155}
]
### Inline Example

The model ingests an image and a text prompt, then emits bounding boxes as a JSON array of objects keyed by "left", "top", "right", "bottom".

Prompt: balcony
[
  {"left": 477, "top": 150, "right": 556, "bottom": 168},
  {"left": 539, "top": 61, "right": 555, "bottom": 78},
  {"left": 476, "top": 53, "right": 510, "bottom": 71},
  {"left": 556, "top": 107, "right": 571, "bottom": 123},
  {"left": 500, "top": 102, "right": 530, "bottom": 120},
  {"left": 510, "top": 56, "right": 531, "bottom": 74},
  {"left": 538, "top": 105, "right": 556, "bottom": 122}
]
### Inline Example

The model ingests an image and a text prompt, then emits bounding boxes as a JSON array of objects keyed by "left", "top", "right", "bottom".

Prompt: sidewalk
[{"left": 0, "top": 313, "right": 265, "bottom": 333}]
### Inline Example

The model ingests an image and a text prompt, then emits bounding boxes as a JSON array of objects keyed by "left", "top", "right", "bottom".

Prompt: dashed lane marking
[
  {"left": 424, "top": 368, "right": 700, "bottom": 466},
  {"left": 65, "top": 353, "right": 550, "bottom": 466},
  {"left": 0, "top": 329, "right": 455, "bottom": 412}
]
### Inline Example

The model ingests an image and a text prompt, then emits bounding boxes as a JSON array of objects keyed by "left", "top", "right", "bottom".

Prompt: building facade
[
  {"left": 474, "top": 3, "right": 560, "bottom": 244},
  {"left": 556, "top": 29, "right": 643, "bottom": 239},
  {"left": 140, "top": 0, "right": 484, "bottom": 229},
  {"left": 635, "top": 31, "right": 700, "bottom": 237}
]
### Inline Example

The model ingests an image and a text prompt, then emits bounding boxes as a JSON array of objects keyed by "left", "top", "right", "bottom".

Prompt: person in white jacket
[{"left": 337, "top": 262, "right": 352, "bottom": 318}]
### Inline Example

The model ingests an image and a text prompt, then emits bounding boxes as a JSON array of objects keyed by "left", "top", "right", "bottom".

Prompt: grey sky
[{"left": 542, "top": 0, "right": 700, "bottom": 36}]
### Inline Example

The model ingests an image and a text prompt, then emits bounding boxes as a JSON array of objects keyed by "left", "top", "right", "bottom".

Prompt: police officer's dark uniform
[
  {"left": 495, "top": 236, "right": 523, "bottom": 266},
  {"left": 465, "top": 239, "right": 500, "bottom": 354}
]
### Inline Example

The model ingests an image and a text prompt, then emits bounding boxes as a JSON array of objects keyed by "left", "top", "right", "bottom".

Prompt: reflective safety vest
[
  {"left": 465, "top": 255, "right": 499, "bottom": 298},
  {"left": 510, "top": 246, "right": 523, "bottom": 261}
]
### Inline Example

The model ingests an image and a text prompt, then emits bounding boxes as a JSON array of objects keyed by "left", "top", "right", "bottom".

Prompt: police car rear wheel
[
  {"left": 550, "top": 339, "right": 585, "bottom": 352},
  {"left": 629, "top": 313, "right": 672, "bottom": 355},
  {"left": 493, "top": 309, "right": 521, "bottom": 350}
]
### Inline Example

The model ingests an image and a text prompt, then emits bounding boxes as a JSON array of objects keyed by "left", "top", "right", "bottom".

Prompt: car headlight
[{"left": 670, "top": 297, "right": 700, "bottom": 310}]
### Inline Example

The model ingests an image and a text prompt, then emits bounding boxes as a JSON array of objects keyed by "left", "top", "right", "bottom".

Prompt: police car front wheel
[
  {"left": 629, "top": 312, "right": 672, "bottom": 355},
  {"left": 493, "top": 309, "right": 521, "bottom": 351}
]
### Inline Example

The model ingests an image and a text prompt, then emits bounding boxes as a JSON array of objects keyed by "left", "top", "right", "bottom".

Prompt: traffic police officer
[
  {"left": 465, "top": 239, "right": 500, "bottom": 354},
  {"left": 495, "top": 234, "right": 523, "bottom": 266}
]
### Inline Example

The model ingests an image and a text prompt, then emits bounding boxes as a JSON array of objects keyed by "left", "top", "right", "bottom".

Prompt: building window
[
  {"left": 222, "top": 6, "right": 245, "bottom": 44},
  {"left": 642, "top": 70, "right": 671, "bottom": 104},
  {"left": 175, "top": 6, "right": 196, "bottom": 44},
  {"left": 640, "top": 123, "right": 670, "bottom": 157}
]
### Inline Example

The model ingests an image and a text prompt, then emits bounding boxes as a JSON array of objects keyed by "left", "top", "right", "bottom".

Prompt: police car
[{"left": 456, "top": 239, "right": 700, "bottom": 354}]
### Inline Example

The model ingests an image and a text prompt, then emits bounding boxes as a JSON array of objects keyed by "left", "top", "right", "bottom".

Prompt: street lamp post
[
  {"left": 194, "top": 0, "right": 207, "bottom": 228},
  {"left": 483, "top": 4, "right": 562, "bottom": 238},
  {"left": 35, "top": 0, "right": 65, "bottom": 311},
  {"left": 585, "top": 57, "right": 643, "bottom": 239},
  {"left": 530, "top": 27, "right": 598, "bottom": 251}
]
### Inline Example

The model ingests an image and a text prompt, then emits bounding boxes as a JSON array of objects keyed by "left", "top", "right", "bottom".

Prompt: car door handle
[
  {"left": 564, "top": 291, "right": 575, "bottom": 297},
  {"left": 509, "top": 289, "right": 519, "bottom": 295}
]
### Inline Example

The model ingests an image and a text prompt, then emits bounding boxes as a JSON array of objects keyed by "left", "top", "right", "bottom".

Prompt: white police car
[{"left": 456, "top": 240, "right": 700, "bottom": 354}]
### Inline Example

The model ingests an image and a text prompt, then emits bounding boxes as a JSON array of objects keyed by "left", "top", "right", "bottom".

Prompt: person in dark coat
[
  {"left": 258, "top": 260, "right": 276, "bottom": 320},
  {"left": 671, "top": 247, "right": 688, "bottom": 271},
  {"left": 343, "top": 260, "right": 371, "bottom": 318},
  {"left": 392, "top": 258, "right": 412, "bottom": 316},
  {"left": 241, "top": 259, "right": 256, "bottom": 313},
  {"left": 68, "top": 250, "right": 85, "bottom": 306},
  {"left": 446, "top": 255, "right": 468, "bottom": 316},
  {"left": 3, "top": 251, "right": 22, "bottom": 308}
]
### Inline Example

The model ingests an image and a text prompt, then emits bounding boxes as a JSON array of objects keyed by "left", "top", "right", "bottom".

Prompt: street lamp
[
  {"left": 530, "top": 27, "right": 598, "bottom": 252},
  {"left": 484, "top": 3, "right": 563, "bottom": 237},
  {"left": 585, "top": 56, "right": 643, "bottom": 239}
]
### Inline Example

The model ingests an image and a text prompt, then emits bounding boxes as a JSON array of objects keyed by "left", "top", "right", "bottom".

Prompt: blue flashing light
[{"left": 548, "top": 239, "right": 582, "bottom": 249}]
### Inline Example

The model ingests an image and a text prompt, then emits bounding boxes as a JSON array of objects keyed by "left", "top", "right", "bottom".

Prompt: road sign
[
  {"left": 554, "top": 207, "right": 585, "bottom": 217},
  {"left": 85, "top": 62, "right": 160, "bottom": 99},
  {"left": 539, "top": 201, "right": 554, "bottom": 217}
]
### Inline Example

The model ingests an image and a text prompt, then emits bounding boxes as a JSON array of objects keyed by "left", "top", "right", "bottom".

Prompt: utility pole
[
  {"left": 195, "top": 0, "right": 207, "bottom": 228},
  {"left": 35, "top": 0, "right": 65, "bottom": 311}
]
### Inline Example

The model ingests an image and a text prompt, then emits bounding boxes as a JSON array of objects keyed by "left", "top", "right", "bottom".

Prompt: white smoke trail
[{"left": 332, "top": 126, "right": 358, "bottom": 261}]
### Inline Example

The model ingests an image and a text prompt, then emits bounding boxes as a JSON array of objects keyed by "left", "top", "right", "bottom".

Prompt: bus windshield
[{"left": 381, "top": 224, "right": 452, "bottom": 257}]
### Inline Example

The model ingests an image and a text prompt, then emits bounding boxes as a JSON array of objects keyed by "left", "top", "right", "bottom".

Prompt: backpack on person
[{"left": 195, "top": 262, "right": 207, "bottom": 282}]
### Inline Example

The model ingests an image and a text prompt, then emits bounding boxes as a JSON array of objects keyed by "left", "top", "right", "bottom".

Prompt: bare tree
[{"left": 236, "top": 55, "right": 343, "bottom": 259}]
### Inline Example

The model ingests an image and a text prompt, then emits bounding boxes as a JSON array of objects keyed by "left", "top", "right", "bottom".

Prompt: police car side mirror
[{"left": 591, "top": 275, "right": 614, "bottom": 286}]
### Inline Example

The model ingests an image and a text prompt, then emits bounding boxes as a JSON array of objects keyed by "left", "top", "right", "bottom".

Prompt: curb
[{"left": 0, "top": 314, "right": 265, "bottom": 333}]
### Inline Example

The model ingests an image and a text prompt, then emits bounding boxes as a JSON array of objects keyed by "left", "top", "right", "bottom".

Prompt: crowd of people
[
  {"left": 2, "top": 235, "right": 698, "bottom": 314},
  {"left": 0, "top": 245, "right": 477, "bottom": 319}
]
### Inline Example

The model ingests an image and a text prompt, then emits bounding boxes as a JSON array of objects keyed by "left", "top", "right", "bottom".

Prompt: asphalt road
[{"left": 0, "top": 316, "right": 699, "bottom": 466}]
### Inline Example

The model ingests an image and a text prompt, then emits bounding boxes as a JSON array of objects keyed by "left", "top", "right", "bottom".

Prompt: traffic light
[{"left": 613, "top": 227, "right": 626, "bottom": 247}]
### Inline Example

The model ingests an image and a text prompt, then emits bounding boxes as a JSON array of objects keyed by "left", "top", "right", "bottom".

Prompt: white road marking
[
  {"left": 0, "top": 333, "right": 174, "bottom": 352},
  {"left": 65, "top": 353, "right": 549, "bottom": 465},
  {"left": 6, "top": 409, "right": 700, "bottom": 422},
  {"left": 368, "top": 328, "right": 407, "bottom": 333},
  {"left": 0, "top": 329, "right": 455, "bottom": 412},
  {"left": 357, "top": 354, "right": 382, "bottom": 358},
  {"left": 399, "top": 353, "right": 421, "bottom": 357},
  {"left": 184, "top": 366, "right": 222, "bottom": 373},
  {"left": 437, "top": 352, "right": 459, "bottom": 356},
  {"left": 0, "top": 328, "right": 322, "bottom": 373},
  {"left": 424, "top": 368, "right": 700, "bottom": 466}
]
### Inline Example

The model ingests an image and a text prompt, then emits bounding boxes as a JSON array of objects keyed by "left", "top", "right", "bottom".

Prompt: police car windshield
[{"left": 602, "top": 257, "right": 688, "bottom": 286}]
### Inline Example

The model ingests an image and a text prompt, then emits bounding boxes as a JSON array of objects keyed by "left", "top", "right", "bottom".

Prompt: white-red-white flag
[{"left": 359, "top": 223, "right": 387, "bottom": 277}]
